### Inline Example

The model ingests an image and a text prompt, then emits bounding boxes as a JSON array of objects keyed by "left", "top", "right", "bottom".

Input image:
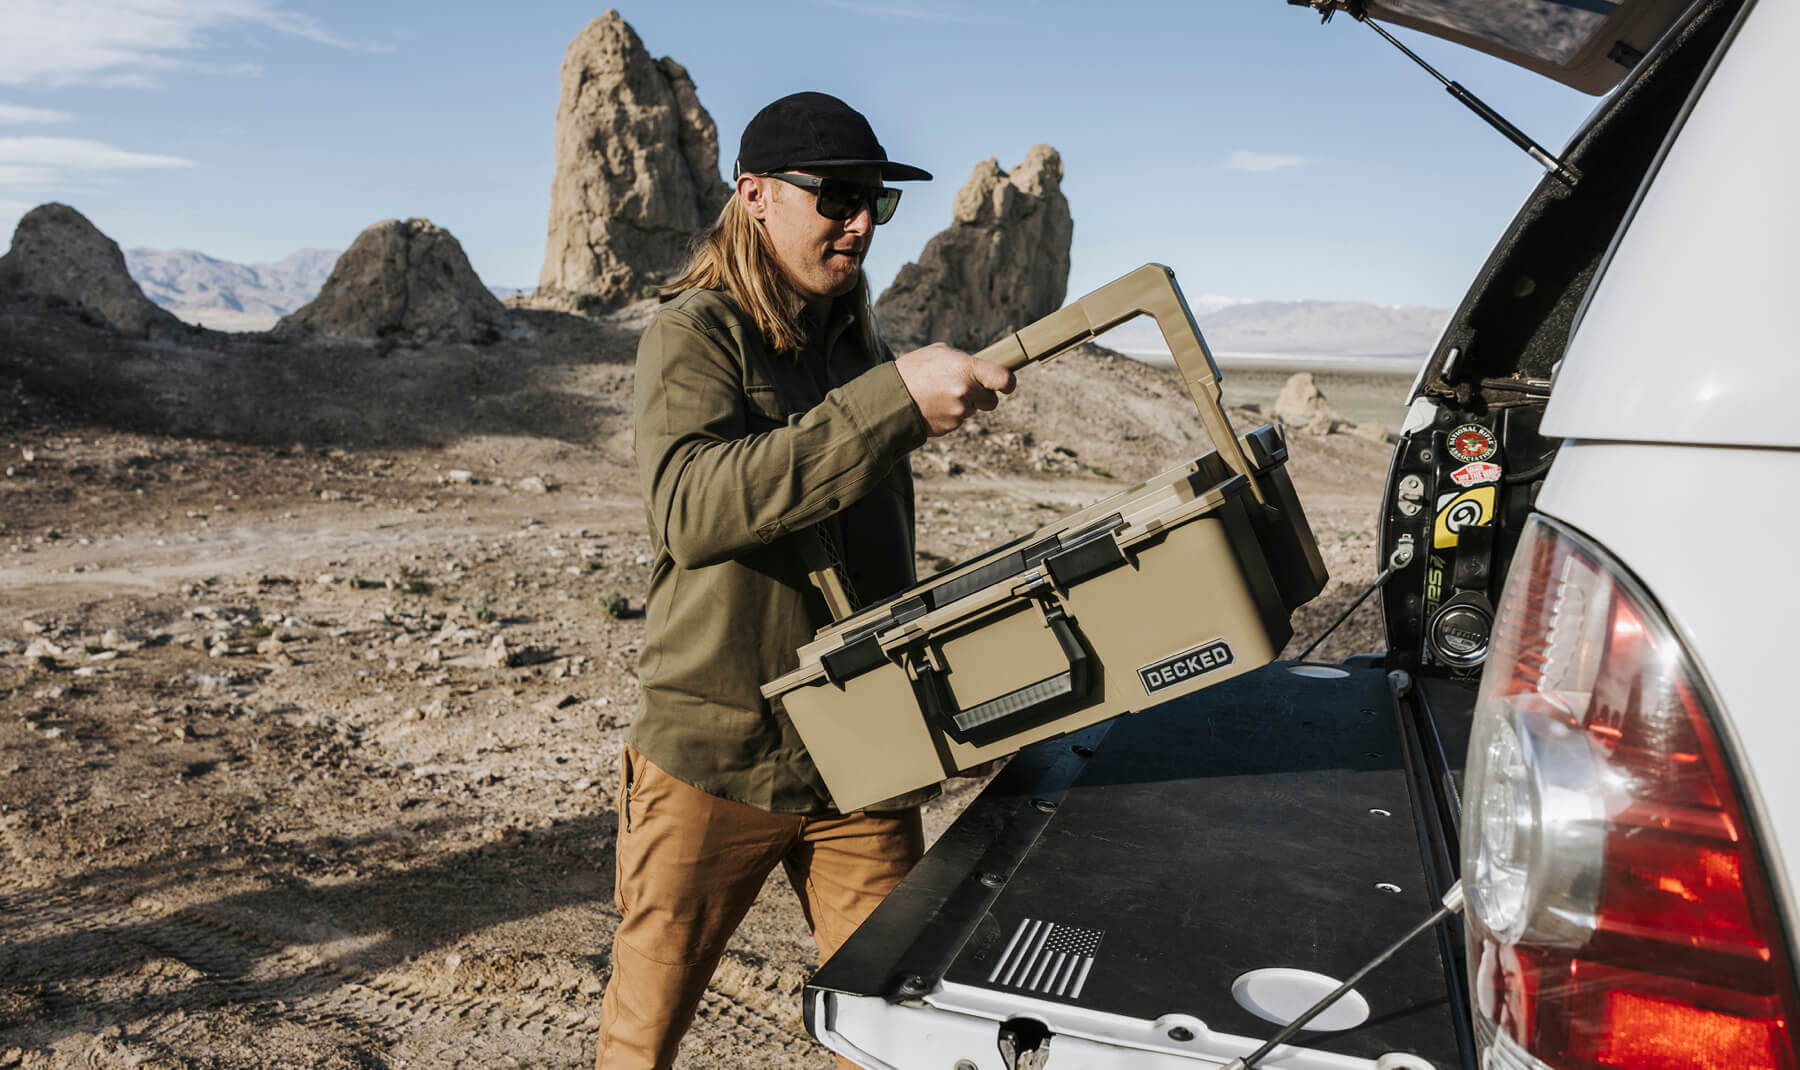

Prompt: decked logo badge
[
  {"left": 1138, "top": 638, "right": 1234, "bottom": 695},
  {"left": 1447, "top": 424, "right": 1498, "bottom": 463}
]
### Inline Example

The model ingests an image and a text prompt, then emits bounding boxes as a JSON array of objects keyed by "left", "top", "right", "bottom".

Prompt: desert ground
[{"left": 0, "top": 293, "right": 1405, "bottom": 1068}]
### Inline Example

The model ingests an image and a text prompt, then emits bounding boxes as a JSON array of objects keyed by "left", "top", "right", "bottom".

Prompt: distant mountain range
[
  {"left": 123, "top": 246, "right": 1448, "bottom": 363},
  {"left": 125, "top": 247, "right": 341, "bottom": 332},
  {"left": 1199, "top": 300, "right": 1450, "bottom": 358},
  {"left": 124, "top": 247, "right": 528, "bottom": 332},
  {"left": 1106, "top": 300, "right": 1449, "bottom": 370}
]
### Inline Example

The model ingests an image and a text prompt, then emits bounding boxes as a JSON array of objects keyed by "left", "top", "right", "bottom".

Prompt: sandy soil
[{"left": 0, "top": 294, "right": 1394, "bottom": 1069}]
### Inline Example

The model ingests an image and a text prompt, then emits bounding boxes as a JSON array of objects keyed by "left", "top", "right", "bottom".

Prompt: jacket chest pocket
[
  {"left": 743, "top": 364, "right": 819, "bottom": 430},
  {"left": 743, "top": 384, "right": 787, "bottom": 430}
]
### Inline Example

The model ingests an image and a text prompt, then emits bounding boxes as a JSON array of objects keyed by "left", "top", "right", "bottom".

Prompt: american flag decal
[{"left": 986, "top": 918, "right": 1105, "bottom": 999}]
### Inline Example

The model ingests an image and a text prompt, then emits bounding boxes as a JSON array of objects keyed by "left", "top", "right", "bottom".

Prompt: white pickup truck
[{"left": 805, "top": 1, "right": 1799, "bottom": 1067}]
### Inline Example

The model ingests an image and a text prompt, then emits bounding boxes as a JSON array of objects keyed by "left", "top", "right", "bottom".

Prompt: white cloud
[
  {"left": 0, "top": 0, "right": 367, "bottom": 90},
  {"left": 1226, "top": 150, "right": 1309, "bottom": 173},
  {"left": 0, "top": 137, "right": 193, "bottom": 172},
  {"left": 0, "top": 164, "right": 64, "bottom": 187},
  {"left": 818, "top": 0, "right": 974, "bottom": 21},
  {"left": 0, "top": 104, "right": 74, "bottom": 124},
  {"left": 0, "top": 137, "right": 193, "bottom": 216}
]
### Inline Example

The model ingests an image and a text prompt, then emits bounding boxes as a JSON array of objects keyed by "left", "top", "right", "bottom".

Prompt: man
[{"left": 598, "top": 92, "right": 1016, "bottom": 1068}]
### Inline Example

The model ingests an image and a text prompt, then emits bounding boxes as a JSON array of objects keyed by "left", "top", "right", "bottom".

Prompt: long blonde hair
[{"left": 664, "top": 192, "right": 880, "bottom": 357}]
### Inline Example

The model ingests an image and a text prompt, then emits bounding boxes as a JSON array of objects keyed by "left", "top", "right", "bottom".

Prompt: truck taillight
[{"left": 1462, "top": 516, "right": 1798, "bottom": 1069}]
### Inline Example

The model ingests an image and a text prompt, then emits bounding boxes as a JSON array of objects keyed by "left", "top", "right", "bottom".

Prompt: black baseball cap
[{"left": 735, "top": 92, "right": 931, "bottom": 182}]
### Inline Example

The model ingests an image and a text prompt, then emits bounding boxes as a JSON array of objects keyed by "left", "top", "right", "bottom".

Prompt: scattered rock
[
  {"left": 485, "top": 635, "right": 514, "bottom": 669},
  {"left": 1031, "top": 442, "right": 1082, "bottom": 473},
  {"left": 446, "top": 470, "right": 475, "bottom": 484},
  {"left": 1273, "top": 372, "right": 1338, "bottom": 436},
  {"left": 1352, "top": 422, "right": 1394, "bottom": 444},
  {"left": 876, "top": 145, "right": 1073, "bottom": 351},
  {"left": 517, "top": 476, "right": 550, "bottom": 494},
  {"left": 99, "top": 628, "right": 143, "bottom": 651},
  {"left": 537, "top": 10, "right": 729, "bottom": 311},
  {"left": 24, "top": 638, "right": 65, "bottom": 660},
  {"left": 276, "top": 218, "right": 506, "bottom": 344},
  {"left": 185, "top": 672, "right": 239, "bottom": 695},
  {"left": 0, "top": 203, "right": 188, "bottom": 339}
]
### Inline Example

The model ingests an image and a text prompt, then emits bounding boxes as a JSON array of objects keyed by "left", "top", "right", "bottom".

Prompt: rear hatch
[{"left": 1313, "top": 0, "right": 1691, "bottom": 94}]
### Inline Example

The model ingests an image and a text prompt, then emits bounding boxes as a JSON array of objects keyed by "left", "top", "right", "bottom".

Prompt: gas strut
[
  {"left": 1291, "top": 0, "right": 1582, "bottom": 188},
  {"left": 1223, "top": 880, "right": 1466, "bottom": 1070}
]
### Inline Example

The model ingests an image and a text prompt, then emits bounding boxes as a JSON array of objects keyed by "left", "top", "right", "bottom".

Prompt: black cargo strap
[
  {"left": 1294, "top": 567, "right": 1395, "bottom": 661},
  {"left": 795, "top": 517, "right": 861, "bottom": 623}
]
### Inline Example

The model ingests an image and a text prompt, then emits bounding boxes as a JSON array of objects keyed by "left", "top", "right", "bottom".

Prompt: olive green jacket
[{"left": 629, "top": 287, "right": 930, "bottom": 813}]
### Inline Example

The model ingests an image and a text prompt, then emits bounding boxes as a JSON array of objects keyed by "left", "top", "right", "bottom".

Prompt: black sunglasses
[{"left": 763, "top": 172, "right": 902, "bottom": 225}]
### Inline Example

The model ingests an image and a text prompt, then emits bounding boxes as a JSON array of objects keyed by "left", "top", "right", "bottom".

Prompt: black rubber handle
[{"left": 907, "top": 604, "right": 1092, "bottom": 746}]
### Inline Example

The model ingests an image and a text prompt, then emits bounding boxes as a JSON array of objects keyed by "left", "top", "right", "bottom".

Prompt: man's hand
[{"left": 894, "top": 344, "right": 1016, "bottom": 437}]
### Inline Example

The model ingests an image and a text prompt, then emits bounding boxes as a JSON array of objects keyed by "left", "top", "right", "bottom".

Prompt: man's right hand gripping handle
[{"left": 894, "top": 343, "right": 1017, "bottom": 437}]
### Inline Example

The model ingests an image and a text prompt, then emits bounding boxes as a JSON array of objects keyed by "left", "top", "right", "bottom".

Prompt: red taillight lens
[
  {"left": 1577, "top": 979, "right": 1788, "bottom": 1068},
  {"left": 1463, "top": 516, "right": 1797, "bottom": 1070}
]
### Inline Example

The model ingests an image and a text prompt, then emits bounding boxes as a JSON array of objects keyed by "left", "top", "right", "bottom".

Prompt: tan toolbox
[{"left": 762, "top": 264, "right": 1327, "bottom": 812}]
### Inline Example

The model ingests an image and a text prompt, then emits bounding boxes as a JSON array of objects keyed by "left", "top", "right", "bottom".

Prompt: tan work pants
[{"left": 595, "top": 745, "right": 923, "bottom": 1070}]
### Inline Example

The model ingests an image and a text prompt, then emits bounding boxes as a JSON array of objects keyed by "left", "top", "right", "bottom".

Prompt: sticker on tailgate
[
  {"left": 987, "top": 918, "right": 1106, "bottom": 999},
  {"left": 1138, "top": 638, "right": 1234, "bottom": 695}
]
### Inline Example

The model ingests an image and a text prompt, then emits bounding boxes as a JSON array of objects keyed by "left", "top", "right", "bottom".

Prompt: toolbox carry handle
[
  {"left": 971, "top": 263, "right": 1264, "bottom": 507},
  {"left": 906, "top": 603, "right": 1093, "bottom": 746}
]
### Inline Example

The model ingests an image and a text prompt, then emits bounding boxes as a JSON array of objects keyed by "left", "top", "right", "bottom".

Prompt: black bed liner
[{"left": 810, "top": 661, "right": 1465, "bottom": 1065}]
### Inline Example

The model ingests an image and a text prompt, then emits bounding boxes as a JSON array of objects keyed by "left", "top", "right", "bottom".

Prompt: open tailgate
[{"left": 807, "top": 662, "right": 1471, "bottom": 1069}]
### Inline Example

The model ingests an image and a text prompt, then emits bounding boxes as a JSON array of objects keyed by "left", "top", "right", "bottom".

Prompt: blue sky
[{"left": 0, "top": 0, "right": 1601, "bottom": 308}]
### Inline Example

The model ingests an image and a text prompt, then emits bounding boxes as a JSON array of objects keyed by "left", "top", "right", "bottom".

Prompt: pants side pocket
[{"left": 620, "top": 750, "right": 635, "bottom": 834}]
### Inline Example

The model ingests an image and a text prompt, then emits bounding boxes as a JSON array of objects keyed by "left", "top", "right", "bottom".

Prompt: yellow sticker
[{"left": 1433, "top": 485, "right": 1496, "bottom": 549}]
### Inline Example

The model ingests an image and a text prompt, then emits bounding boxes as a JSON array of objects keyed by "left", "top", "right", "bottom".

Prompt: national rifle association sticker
[{"left": 1447, "top": 424, "right": 1498, "bottom": 464}]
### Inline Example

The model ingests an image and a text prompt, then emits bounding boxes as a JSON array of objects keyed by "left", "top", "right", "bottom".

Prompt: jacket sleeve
[{"left": 635, "top": 306, "right": 928, "bottom": 569}]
